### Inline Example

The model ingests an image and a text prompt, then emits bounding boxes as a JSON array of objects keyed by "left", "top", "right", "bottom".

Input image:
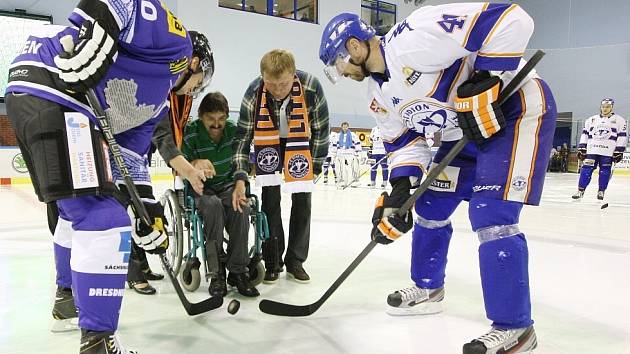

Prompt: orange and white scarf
[{"left": 254, "top": 75, "right": 314, "bottom": 193}]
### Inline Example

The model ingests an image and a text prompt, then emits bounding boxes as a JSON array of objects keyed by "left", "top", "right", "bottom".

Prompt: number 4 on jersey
[{"left": 437, "top": 14, "right": 467, "bottom": 33}]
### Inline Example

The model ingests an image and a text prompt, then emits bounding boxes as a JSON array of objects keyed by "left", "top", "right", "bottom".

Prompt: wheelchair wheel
[
  {"left": 160, "top": 189, "right": 184, "bottom": 276},
  {"left": 181, "top": 257, "right": 201, "bottom": 292},
  {"left": 248, "top": 257, "right": 265, "bottom": 286}
]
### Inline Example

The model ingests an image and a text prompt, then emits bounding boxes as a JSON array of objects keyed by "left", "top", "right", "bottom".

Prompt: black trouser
[
  {"left": 262, "top": 186, "right": 311, "bottom": 270},
  {"left": 197, "top": 187, "right": 250, "bottom": 275}
]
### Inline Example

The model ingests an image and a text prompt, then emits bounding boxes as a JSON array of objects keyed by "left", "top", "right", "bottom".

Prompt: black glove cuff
[{"left": 390, "top": 177, "right": 412, "bottom": 199}]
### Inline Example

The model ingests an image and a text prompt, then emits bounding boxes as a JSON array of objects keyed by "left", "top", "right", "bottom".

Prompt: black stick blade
[
  {"left": 187, "top": 296, "right": 224, "bottom": 316},
  {"left": 259, "top": 299, "right": 317, "bottom": 317}
]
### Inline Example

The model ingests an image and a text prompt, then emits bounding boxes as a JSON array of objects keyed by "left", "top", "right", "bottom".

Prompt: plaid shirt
[{"left": 233, "top": 70, "right": 329, "bottom": 181}]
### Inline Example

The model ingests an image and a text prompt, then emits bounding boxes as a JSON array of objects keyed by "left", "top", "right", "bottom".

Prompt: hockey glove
[
  {"left": 127, "top": 202, "right": 169, "bottom": 254},
  {"left": 577, "top": 148, "right": 587, "bottom": 161},
  {"left": 371, "top": 177, "right": 413, "bottom": 244},
  {"left": 613, "top": 151, "right": 623, "bottom": 163},
  {"left": 54, "top": 20, "right": 118, "bottom": 93},
  {"left": 455, "top": 71, "right": 505, "bottom": 144}
]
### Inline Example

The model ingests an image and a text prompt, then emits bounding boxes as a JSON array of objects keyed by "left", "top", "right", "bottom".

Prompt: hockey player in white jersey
[
  {"left": 323, "top": 131, "right": 339, "bottom": 184},
  {"left": 320, "top": 3, "right": 557, "bottom": 353},
  {"left": 335, "top": 122, "right": 362, "bottom": 188},
  {"left": 368, "top": 125, "right": 389, "bottom": 188},
  {"left": 572, "top": 99, "right": 627, "bottom": 200}
]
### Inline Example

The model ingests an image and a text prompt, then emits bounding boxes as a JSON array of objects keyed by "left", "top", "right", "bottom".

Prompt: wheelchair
[{"left": 160, "top": 176, "right": 269, "bottom": 292}]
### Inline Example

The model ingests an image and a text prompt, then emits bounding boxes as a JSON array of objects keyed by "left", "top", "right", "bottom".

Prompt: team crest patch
[
  {"left": 511, "top": 176, "right": 528, "bottom": 192},
  {"left": 400, "top": 99, "right": 458, "bottom": 136},
  {"left": 370, "top": 98, "right": 388, "bottom": 115},
  {"left": 257, "top": 147, "right": 280, "bottom": 173},
  {"left": 288, "top": 154, "right": 310, "bottom": 179},
  {"left": 402, "top": 67, "right": 422, "bottom": 86}
]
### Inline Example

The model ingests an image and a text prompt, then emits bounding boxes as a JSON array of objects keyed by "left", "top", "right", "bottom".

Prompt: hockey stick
[
  {"left": 259, "top": 50, "right": 545, "bottom": 317},
  {"left": 85, "top": 89, "right": 223, "bottom": 316}
]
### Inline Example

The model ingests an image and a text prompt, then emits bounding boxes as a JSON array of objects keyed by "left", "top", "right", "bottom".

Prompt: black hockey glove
[
  {"left": 577, "top": 148, "right": 587, "bottom": 161},
  {"left": 54, "top": 20, "right": 118, "bottom": 93},
  {"left": 613, "top": 151, "right": 623, "bottom": 163},
  {"left": 455, "top": 71, "right": 505, "bottom": 144},
  {"left": 313, "top": 160, "right": 323, "bottom": 176},
  {"left": 371, "top": 177, "right": 413, "bottom": 245}
]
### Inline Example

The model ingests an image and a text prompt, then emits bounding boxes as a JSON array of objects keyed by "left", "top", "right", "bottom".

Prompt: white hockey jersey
[
  {"left": 328, "top": 131, "right": 339, "bottom": 157},
  {"left": 579, "top": 114, "right": 628, "bottom": 156},
  {"left": 370, "top": 126, "right": 387, "bottom": 155},
  {"left": 366, "top": 2, "right": 535, "bottom": 180}
]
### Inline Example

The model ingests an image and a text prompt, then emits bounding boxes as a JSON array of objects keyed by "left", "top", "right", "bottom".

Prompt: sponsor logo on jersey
[
  {"left": 473, "top": 185, "right": 502, "bottom": 192},
  {"left": 88, "top": 288, "right": 125, "bottom": 297},
  {"left": 370, "top": 98, "right": 388, "bottom": 115},
  {"left": 387, "top": 20, "right": 414, "bottom": 43},
  {"left": 391, "top": 97, "right": 402, "bottom": 106},
  {"left": 428, "top": 166, "right": 460, "bottom": 193},
  {"left": 287, "top": 154, "right": 310, "bottom": 179},
  {"left": 104, "top": 264, "right": 128, "bottom": 270},
  {"left": 20, "top": 40, "right": 42, "bottom": 55},
  {"left": 511, "top": 176, "right": 528, "bottom": 192},
  {"left": 9, "top": 69, "right": 29, "bottom": 78},
  {"left": 169, "top": 57, "right": 189, "bottom": 74},
  {"left": 593, "top": 123, "right": 612, "bottom": 140},
  {"left": 437, "top": 14, "right": 467, "bottom": 33},
  {"left": 257, "top": 147, "right": 280, "bottom": 173},
  {"left": 11, "top": 153, "right": 28, "bottom": 173},
  {"left": 400, "top": 99, "right": 458, "bottom": 137},
  {"left": 402, "top": 67, "right": 422, "bottom": 86}
]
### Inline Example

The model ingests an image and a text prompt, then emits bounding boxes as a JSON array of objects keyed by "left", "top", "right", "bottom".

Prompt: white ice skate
[
  {"left": 80, "top": 330, "right": 138, "bottom": 354},
  {"left": 571, "top": 190, "right": 584, "bottom": 200},
  {"left": 386, "top": 285, "right": 444, "bottom": 316},
  {"left": 50, "top": 286, "right": 79, "bottom": 332},
  {"left": 462, "top": 326, "right": 537, "bottom": 354}
]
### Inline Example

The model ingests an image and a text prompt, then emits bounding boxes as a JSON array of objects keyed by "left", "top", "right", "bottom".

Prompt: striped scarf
[{"left": 254, "top": 75, "right": 314, "bottom": 193}]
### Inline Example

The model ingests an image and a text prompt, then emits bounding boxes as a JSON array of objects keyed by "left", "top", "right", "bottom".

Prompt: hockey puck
[{"left": 227, "top": 299, "right": 240, "bottom": 315}]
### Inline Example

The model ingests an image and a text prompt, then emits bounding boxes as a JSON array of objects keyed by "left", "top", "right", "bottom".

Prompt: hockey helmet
[
  {"left": 189, "top": 31, "right": 215, "bottom": 96},
  {"left": 319, "top": 13, "right": 375, "bottom": 84}
]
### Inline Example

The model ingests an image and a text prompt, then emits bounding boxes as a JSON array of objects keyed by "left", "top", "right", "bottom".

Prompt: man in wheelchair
[{"left": 182, "top": 92, "right": 260, "bottom": 297}]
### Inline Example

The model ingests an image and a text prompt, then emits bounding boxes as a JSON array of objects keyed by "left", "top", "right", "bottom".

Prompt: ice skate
[
  {"left": 80, "top": 329, "right": 138, "bottom": 354},
  {"left": 50, "top": 286, "right": 78, "bottom": 332},
  {"left": 597, "top": 190, "right": 605, "bottom": 200},
  {"left": 386, "top": 285, "right": 444, "bottom": 316},
  {"left": 571, "top": 190, "right": 584, "bottom": 200},
  {"left": 463, "top": 326, "right": 537, "bottom": 354}
]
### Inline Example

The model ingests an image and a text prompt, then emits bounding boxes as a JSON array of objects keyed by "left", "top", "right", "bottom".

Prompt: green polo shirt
[{"left": 182, "top": 119, "right": 236, "bottom": 190}]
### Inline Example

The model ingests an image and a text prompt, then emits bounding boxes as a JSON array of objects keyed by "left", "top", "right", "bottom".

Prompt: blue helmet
[{"left": 319, "top": 13, "right": 375, "bottom": 67}]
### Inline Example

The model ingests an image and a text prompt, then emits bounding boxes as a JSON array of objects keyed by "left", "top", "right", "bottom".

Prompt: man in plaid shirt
[{"left": 232, "top": 49, "right": 329, "bottom": 283}]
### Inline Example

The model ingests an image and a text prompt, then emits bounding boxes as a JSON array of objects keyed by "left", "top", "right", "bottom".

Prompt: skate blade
[
  {"left": 50, "top": 317, "right": 79, "bottom": 332},
  {"left": 386, "top": 301, "right": 443, "bottom": 316}
]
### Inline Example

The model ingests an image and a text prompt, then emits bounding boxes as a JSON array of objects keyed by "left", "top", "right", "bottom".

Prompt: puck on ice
[{"left": 227, "top": 299, "right": 240, "bottom": 315}]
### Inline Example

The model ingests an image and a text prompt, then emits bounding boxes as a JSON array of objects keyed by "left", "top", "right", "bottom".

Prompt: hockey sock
[
  {"left": 53, "top": 216, "right": 74, "bottom": 289},
  {"left": 412, "top": 192, "right": 461, "bottom": 288},
  {"left": 470, "top": 198, "right": 532, "bottom": 329}
]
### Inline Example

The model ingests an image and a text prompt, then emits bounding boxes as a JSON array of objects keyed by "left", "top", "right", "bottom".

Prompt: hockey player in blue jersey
[
  {"left": 320, "top": 3, "right": 557, "bottom": 353},
  {"left": 5, "top": 1, "right": 214, "bottom": 353},
  {"left": 572, "top": 98, "right": 628, "bottom": 201}
]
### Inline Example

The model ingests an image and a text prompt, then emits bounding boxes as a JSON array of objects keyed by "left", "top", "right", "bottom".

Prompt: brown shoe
[{"left": 287, "top": 263, "right": 310, "bottom": 283}]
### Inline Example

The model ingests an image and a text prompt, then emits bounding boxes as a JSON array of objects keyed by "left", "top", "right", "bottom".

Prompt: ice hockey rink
[{"left": 1, "top": 173, "right": 630, "bottom": 354}]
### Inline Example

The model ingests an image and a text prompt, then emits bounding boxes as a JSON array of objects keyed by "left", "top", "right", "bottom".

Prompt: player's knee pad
[
  {"left": 57, "top": 195, "right": 130, "bottom": 232},
  {"left": 468, "top": 198, "right": 522, "bottom": 231},
  {"left": 582, "top": 158, "right": 595, "bottom": 169}
]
